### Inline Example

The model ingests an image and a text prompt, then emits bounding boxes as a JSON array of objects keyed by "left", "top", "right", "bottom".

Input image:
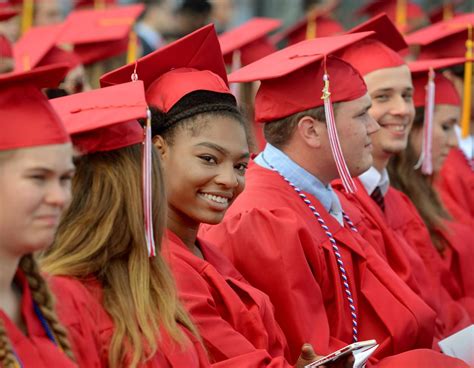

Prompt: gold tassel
[
  {"left": 396, "top": 0, "right": 407, "bottom": 33},
  {"left": 442, "top": 2, "right": 454, "bottom": 21},
  {"left": 127, "top": 31, "right": 137, "bottom": 64},
  {"left": 306, "top": 10, "right": 317, "bottom": 40},
  {"left": 95, "top": 0, "right": 105, "bottom": 10},
  {"left": 461, "top": 25, "right": 472, "bottom": 138},
  {"left": 21, "top": 0, "right": 34, "bottom": 35}
]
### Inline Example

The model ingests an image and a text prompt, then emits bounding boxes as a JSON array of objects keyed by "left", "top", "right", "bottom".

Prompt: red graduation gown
[
  {"left": 332, "top": 178, "right": 472, "bottom": 340},
  {"left": 435, "top": 148, "right": 474, "bottom": 227},
  {"left": 163, "top": 230, "right": 294, "bottom": 367},
  {"left": 0, "top": 271, "right": 78, "bottom": 368},
  {"left": 200, "top": 162, "right": 468, "bottom": 367},
  {"left": 436, "top": 219, "right": 474, "bottom": 300},
  {"left": 50, "top": 275, "right": 210, "bottom": 367},
  {"left": 382, "top": 187, "right": 474, "bottom": 308}
]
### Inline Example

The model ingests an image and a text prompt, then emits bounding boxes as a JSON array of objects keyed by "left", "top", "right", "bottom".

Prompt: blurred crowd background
[
  {"left": 2, "top": 0, "right": 474, "bottom": 44},
  {"left": 1, "top": 0, "right": 473, "bottom": 93}
]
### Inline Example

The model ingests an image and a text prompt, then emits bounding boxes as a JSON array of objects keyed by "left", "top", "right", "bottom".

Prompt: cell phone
[{"left": 304, "top": 339, "right": 378, "bottom": 367}]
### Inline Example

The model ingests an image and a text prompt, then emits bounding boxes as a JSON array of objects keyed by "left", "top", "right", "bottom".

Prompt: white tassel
[
  {"left": 143, "top": 108, "right": 156, "bottom": 257},
  {"left": 230, "top": 50, "right": 241, "bottom": 104},
  {"left": 415, "top": 69, "right": 435, "bottom": 175},
  {"left": 321, "top": 72, "right": 357, "bottom": 193}
]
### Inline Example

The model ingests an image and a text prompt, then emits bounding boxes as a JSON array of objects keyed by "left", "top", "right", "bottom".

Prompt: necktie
[{"left": 371, "top": 186, "right": 385, "bottom": 212}]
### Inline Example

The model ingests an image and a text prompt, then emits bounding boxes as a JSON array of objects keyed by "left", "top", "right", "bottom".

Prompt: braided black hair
[{"left": 148, "top": 90, "right": 247, "bottom": 145}]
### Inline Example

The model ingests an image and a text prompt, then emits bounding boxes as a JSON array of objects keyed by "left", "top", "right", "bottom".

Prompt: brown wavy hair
[
  {"left": 388, "top": 106, "right": 450, "bottom": 252},
  {"left": 0, "top": 255, "right": 75, "bottom": 367},
  {"left": 41, "top": 144, "right": 199, "bottom": 367}
]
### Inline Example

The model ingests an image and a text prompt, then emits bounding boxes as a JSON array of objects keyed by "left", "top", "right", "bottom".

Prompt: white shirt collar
[
  {"left": 455, "top": 125, "right": 473, "bottom": 160},
  {"left": 358, "top": 166, "right": 390, "bottom": 196}
]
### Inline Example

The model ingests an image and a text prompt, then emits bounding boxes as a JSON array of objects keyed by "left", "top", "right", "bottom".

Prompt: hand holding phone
[{"left": 304, "top": 340, "right": 378, "bottom": 368}]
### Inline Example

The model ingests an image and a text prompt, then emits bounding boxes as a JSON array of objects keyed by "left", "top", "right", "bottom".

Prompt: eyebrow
[
  {"left": 372, "top": 86, "right": 413, "bottom": 94},
  {"left": 195, "top": 142, "right": 250, "bottom": 160},
  {"left": 26, "top": 166, "right": 76, "bottom": 174}
]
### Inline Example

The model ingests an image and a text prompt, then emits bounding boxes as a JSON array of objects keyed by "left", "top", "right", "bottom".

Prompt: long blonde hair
[
  {"left": 41, "top": 144, "right": 199, "bottom": 367},
  {"left": 0, "top": 255, "right": 75, "bottom": 367}
]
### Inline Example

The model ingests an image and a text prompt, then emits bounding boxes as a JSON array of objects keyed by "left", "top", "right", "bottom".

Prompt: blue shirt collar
[{"left": 255, "top": 143, "right": 339, "bottom": 213}]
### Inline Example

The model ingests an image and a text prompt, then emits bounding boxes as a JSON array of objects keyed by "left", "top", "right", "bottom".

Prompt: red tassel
[{"left": 321, "top": 63, "right": 357, "bottom": 193}]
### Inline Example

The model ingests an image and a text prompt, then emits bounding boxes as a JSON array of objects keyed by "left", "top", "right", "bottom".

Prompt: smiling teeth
[
  {"left": 391, "top": 125, "right": 405, "bottom": 131},
  {"left": 201, "top": 193, "right": 229, "bottom": 204}
]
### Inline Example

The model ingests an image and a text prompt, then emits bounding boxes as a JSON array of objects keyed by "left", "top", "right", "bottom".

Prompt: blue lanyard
[
  {"left": 33, "top": 302, "right": 58, "bottom": 346},
  {"left": 9, "top": 301, "right": 60, "bottom": 368}
]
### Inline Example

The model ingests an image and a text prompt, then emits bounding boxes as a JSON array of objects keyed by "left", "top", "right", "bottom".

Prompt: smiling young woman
[
  {"left": 99, "top": 24, "right": 322, "bottom": 367},
  {"left": 388, "top": 66, "right": 474, "bottom": 301},
  {"left": 151, "top": 92, "right": 250, "bottom": 248}
]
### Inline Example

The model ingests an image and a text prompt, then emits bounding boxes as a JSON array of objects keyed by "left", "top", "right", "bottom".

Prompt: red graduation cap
[
  {"left": 229, "top": 32, "right": 373, "bottom": 193},
  {"left": 100, "top": 24, "right": 230, "bottom": 113},
  {"left": 408, "top": 57, "right": 464, "bottom": 174},
  {"left": 356, "top": 0, "right": 426, "bottom": 33},
  {"left": 50, "top": 79, "right": 157, "bottom": 257},
  {"left": 50, "top": 80, "right": 147, "bottom": 154},
  {"left": 57, "top": 4, "right": 144, "bottom": 65},
  {"left": 271, "top": 12, "right": 344, "bottom": 46},
  {"left": 406, "top": 13, "right": 473, "bottom": 138},
  {"left": 219, "top": 17, "right": 281, "bottom": 67},
  {"left": 409, "top": 57, "right": 464, "bottom": 107},
  {"left": 340, "top": 13, "right": 407, "bottom": 76},
  {"left": 406, "top": 13, "right": 474, "bottom": 59},
  {"left": 228, "top": 32, "right": 372, "bottom": 121},
  {"left": 0, "top": 64, "right": 70, "bottom": 150},
  {"left": 13, "top": 23, "right": 81, "bottom": 72}
]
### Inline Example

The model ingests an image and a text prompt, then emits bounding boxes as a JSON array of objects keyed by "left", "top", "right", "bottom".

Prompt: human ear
[
  {"left": 153, "top": 135, "right": 168, "bottom": 159},
  {"left": 297, "top": 116, "right": 324, "bottom": 148}
]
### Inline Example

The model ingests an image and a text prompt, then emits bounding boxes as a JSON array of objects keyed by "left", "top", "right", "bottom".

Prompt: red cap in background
[
  {"left": 50, "top": 80, "right": 147, "bottom": 153},
  {"left": 101, "top": 24, "right": 231, "bottom": 113},
  {"left": 0, "top": 64, "right": 70, "bottom": 150},
  {"left": 219, "top": 17, "right": 281, "bottom": 67}
]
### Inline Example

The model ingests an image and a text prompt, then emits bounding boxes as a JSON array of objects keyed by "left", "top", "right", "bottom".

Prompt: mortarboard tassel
[
  {"left": 442, "top": 2, "right": 454, "bottom": 21},
  {"left": 230, "top": 49, "right": 241, "bottom": 104},
  {"left": 461, "top": 25, "right": 472, "bottom": 138},
  {"left": 131, "top": 62, "right": 156, "bottom": 257},
  {"left": 21, "top": 0, "right": 34, "bottom": 35},
  {"left": 94, "top": 0, "right": 106, "bottom": 10},
  {"left": 127, "top": 30, "right": 138, "bottom": 64},
  {"left": 321, "top": 59, "right": 357, "bottom": 194},
  {"left": 143, "top": 108, "right": 156, "bottom": 257},
  {"left": 306, "top": 10, "right": 317, "bottom": 40},
  {"left": 415, "top": 68, "right": 435, "bottom": 175},
  {"left": 395, "top": 0, "right": 407, "bottom": 33}
]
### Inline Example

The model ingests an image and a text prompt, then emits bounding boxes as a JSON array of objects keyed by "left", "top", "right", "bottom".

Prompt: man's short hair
[{"left": 263, "top": 104, "right": 333, "bottom": 149}]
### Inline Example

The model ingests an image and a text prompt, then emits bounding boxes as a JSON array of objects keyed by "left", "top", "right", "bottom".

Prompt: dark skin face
[{"left": 155, "top": 114, "right": 249, "bottom": 250}]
